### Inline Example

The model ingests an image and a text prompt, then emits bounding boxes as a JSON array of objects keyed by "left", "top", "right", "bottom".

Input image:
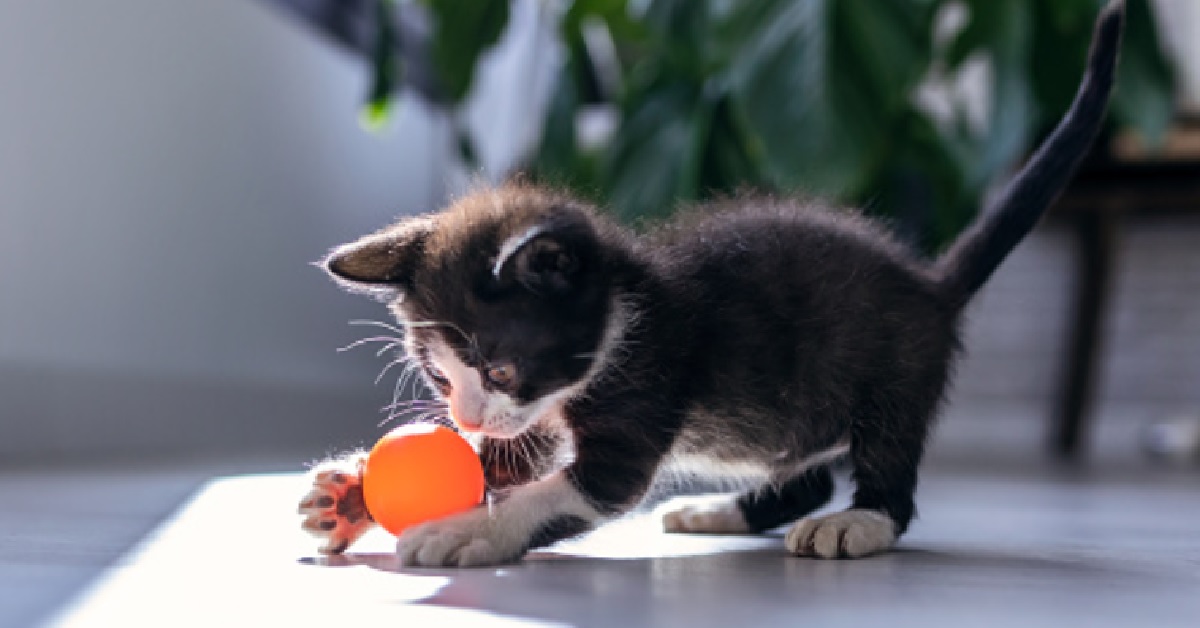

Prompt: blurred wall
[
  {"left": 1154, "top": 0, "right": 1200, "bottom": 111},
  {"left": 0, "top": 0, "right": 445, "bottom": 461},
  {"left": 1, "top": 0, "right": 1195, "bottom": 467},
  {"left": 935, "top": 214, "right": 1200, "bottom": 467}
]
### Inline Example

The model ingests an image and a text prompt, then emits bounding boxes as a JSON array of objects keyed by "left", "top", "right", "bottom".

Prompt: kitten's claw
[
  {"left": 660, "top": 494, "right": 750, "bottom": 534},
  {"left": 785, "top": 509, "right": 896, "bottom": 559},
  {"left": 298, "top": 453, "right": 374, "bottom": 554},
  {"left": 396, "top": 507, "right": 525, "bottom": 567}
]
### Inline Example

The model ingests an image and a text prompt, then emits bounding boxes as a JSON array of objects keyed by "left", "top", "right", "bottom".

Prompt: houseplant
[{"left": 268, "top": 0, "right": 1176, "bottom": 250}]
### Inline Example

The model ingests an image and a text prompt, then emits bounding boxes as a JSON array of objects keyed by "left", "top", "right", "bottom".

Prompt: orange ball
[{"left": 362, "top": 424, "right": 485, "bottom": 536}]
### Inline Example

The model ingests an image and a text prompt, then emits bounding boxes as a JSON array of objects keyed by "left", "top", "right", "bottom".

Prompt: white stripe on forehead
[{"left": 492, "top": 224, "right": 546, "bottom": 278}]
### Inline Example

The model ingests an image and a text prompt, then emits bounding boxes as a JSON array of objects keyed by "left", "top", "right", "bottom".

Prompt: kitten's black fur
[{"left": 322, "top": 3, "right": 1123, "bottom": 560}]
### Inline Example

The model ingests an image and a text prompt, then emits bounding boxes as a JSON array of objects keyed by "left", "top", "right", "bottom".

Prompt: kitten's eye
[
  {"left": 427, "top": 366, "right": 451, "bottom": 390},
  {"left": 485, "top": 363, "right": 517, "bottom": 389}
]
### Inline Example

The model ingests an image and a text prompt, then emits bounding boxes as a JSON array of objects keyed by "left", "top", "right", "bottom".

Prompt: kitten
[{"left": 299, "top": 2, "right": 1124, "bottom": 565}]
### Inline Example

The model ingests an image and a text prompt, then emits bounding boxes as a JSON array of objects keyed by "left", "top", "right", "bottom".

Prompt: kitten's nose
[
  {"left": 449, "top": 397, "right": 484, "bottom": 432},
  {"left": 455, "top": 415, "right": 484, "bottom": 432}
]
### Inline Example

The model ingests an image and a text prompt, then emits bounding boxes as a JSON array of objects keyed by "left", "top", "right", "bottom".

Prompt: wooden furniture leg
[{"left": 1051, "top": 209, "right": 1118, "bottom": 459}]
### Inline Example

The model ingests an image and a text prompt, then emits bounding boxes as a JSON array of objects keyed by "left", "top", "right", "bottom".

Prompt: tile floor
[
  {"left": 0, "top": 456, "right": 298, "bottom": 628},
  {"left": 6, "top": 457, "right": 1196, "bottom": 628}
]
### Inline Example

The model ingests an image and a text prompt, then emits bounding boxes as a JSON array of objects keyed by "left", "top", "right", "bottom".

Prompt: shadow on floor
[{"left": 300, "top": 539, "right": 1159, "bottom": 628}]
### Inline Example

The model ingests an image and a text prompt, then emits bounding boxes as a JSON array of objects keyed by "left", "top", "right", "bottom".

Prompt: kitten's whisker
[
  {"left": 438, "top": 416, "right": 453, "bottom": 429},
  {"left": 512, "top": 437, "right": 523, "bottom": 473},
  {"left": 349, "top": 319, "right": 407, "bottom": 335},
  {"left": 375, "top": 342, "right": 403, "bottom": 357},
  {"left": 374, "top": 357, "right": 410, "bottom": 386},
  {"left": 516, "top": 435, "right": 533, "bottom": 477},
  {"left": 337, "top": 335, "right": 402, "bottom": 353},
  {"left": 398, "top": 361, "right": 423, "bottom": 397},
  {"left": 390, "top": 371, "right": 407, "bottom": 424},
  {"left": 422, "top": 412, "right": 450, "bottom": 429},
  {"left": 379, "top": 403, "right": 436, "bottom": 415},
  {"left": 391, "top": 405, "right": 446, "bottom": 419},
  {"left": 381, "top": 399, "right": 445, "bottom": 411},
  {"left": 377, "top": 401, "right": 436, "bottom": 428},
  {"left": 494, "top": 439, "right": 509, "bottom": 478}
]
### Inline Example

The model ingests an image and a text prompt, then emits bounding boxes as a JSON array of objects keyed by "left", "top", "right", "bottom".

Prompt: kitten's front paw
[
  {"left": 785, "top": 509, "right": 896, "bottom": 559},
  {"left": 396, "top": 507, "right": 525, "bottom": 568},
  {"left": 298, "top": 454, "right": 373, "bottom": 554},
  {"left": 660, "top": 494, "right": 750, "bottom": 534}
]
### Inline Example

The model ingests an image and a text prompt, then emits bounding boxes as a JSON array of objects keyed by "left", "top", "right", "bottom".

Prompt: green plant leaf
[
  {"left": 1026, "top": 0, "right": 1175, "bottom": 147},
  {"left": 531, "top": 64, "right": 582, "bottom": 178},
  {"left": 871, "top": 106, "right": 975, "bottom": 251},
  {"left": 527, "top": 59, "right": 606, "bottom": 193},
  {"left": 721, "top": 0, "right": 937, "bottom": 199},
  {"left": 363, "top": 0, "right": 401, "bottom": 131},
  {"left": 1028, "top": 0, "right": 1098, "bottom": 123},
  {"left": 1111, "top": 0, "right": 1176, "bottom": 146},
  {"left": 516, "top": 0, "right": 1179, "bottom": 237},
  {"left": 421, "top": 0, "right": 510, "bottom": 103},
  {"left": 834, "top": 0, "right": 936, "bottom": 113},
  {"left": 949, "top": 0, "right": 1037, "bottom": 191},
  {"left": 722, "top": 0, "right": 872, "bottom": 197},
  {"left": 701, "top": 95, "right": 770, "bottom": 194},
  {"left": 603, "top": 80, "right": 703, "bottom": 223}
]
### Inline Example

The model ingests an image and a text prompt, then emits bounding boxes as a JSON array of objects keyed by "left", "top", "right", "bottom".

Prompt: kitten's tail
[{"left": 934, "top": 0, "right": 1125, "bottom": 307}]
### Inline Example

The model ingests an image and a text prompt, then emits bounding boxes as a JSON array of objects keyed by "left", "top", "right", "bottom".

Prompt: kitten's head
[{"left": 323, "top": 185, "right": 616, "bottom": 439}]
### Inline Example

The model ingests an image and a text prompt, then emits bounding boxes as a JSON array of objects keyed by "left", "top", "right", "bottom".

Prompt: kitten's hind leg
[
  {"left": 661, "top": 467, "right": 834, "bottom": 534},
  {"left": 785, "top": 509, "right": 897, "bottom": 559},
  {"left": 786, "top": 413, "right": 924, "bottom": 559}
]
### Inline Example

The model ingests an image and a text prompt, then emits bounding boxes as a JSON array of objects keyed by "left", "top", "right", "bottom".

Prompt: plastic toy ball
[{"left": 362, "top": 423, "right": 485, "bottom": 536}]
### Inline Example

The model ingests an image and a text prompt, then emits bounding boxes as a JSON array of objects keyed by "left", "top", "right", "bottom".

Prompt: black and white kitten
[{"left": 299, "top": 3, "right": 1124, "bottom": 566}]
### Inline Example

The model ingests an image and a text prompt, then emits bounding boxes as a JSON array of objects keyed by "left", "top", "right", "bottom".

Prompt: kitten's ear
[
  {"left": 322, "top": 216, "right": 433, "bottom": 293},
  {"left": 494, "top": 211, "right": 595, "bottom": 296}
]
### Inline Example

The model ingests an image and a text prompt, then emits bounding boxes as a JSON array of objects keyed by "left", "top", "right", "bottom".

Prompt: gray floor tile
[{"left": 31, "top": 469, "right": 1200, "bottom": 628}]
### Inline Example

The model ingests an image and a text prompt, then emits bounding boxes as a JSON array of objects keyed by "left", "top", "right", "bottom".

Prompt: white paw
[
  {"left": 784, "top": 509, "right": 896, "bottom": 559},
  {"left": 396, "top": 507, "right": 526, "bottom": 568},
  {"left": 298, "top": 454, "right": 374, "bottom": 554},
  {"left": 660, "top": 494, "right": 750, "bottom": 534}
]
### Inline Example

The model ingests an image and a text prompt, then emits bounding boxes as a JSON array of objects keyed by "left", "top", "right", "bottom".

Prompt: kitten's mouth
[
  {"left": 468, "top": 416, "right": 531, "bottom": 441},
  {"left": 450, "top": 410, "right": 524, "bottom": 439}
]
